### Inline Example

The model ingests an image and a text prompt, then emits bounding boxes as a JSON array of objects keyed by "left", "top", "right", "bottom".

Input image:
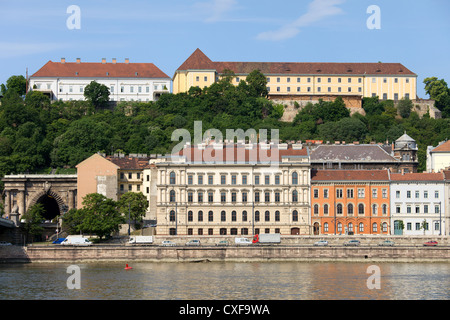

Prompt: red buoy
[{"left": 125, "top": 264, "right": 133, "bottom": 270}]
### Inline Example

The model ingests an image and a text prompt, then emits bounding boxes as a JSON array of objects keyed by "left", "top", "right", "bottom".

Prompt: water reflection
[{"left": 0, "top": 262, "right": 448, "bottom": 300}]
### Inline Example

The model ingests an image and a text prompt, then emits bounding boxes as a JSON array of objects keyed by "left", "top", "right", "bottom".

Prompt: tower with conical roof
[{"left": 393, "top": 132, "right": 418, "bottom": 173}]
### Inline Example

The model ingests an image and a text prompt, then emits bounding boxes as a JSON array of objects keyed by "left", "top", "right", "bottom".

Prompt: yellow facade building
[{"left": 173, "top": 49, "right": 417, "bottom": 101}]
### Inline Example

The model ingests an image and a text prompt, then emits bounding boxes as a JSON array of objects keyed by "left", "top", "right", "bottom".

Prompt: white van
[
  {"left": 234, "top": 238, "right": 252, "bottom": 246},
  {"left": 61, "top": 237, "right": 92, "bottom": 246}
]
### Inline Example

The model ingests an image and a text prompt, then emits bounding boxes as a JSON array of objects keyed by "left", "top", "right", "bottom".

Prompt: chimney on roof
[
  {"left": 61, "top": 58, "right": 66, "bottom": 64},
  {"left": 125, "top": 58, "right": 130, "bottom": 64},
  {"left": 76, "top": 58, "right": 81, "bottom": 64},
  {"left": 112, "top": 58, "right": 117, "bottom": 64},
  {"left": 102, "top": 58, "right": 106, "bottom": 64}
]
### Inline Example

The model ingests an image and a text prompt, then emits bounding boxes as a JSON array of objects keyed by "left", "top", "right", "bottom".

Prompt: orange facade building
[{"left": 311, "top": 170, "right": 390, "bottom": 235}]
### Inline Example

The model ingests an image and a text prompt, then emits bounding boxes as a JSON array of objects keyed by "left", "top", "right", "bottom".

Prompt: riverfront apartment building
[
  {"left": 76, "top": 153, "right": 152, "bottom": 209},
  {"left": 173, "top": 49, "right": 417, "bottom": 102},
  {"left": 390, "top": 172, "right": 446, "bottom": 236},
  {"left": 29, "top": 58, "right": 171, "bottom": 102},
  {"left": 310, "top": 169, "right": 391, "bottom": 235},
  {"left": 151, "top": 143, "right": 311, "bottom": 236}
]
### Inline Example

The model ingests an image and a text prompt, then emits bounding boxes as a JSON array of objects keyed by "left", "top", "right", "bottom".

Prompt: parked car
[
  {"left": 423, "top": 241, "right": 438, "bottom": 247},
  {"left": 314, "top": 240, "right": 329, "bottom": 246},
  {"left": 160, "top": 240, "right": 176, "bottom": 247},
  {"left": 0, "top": 241, "right": 12, "bottom": 246},
  {"left": 216, "top": 240, "right": 229, "bottom": 247},
  {"left": 186, "top": 239, "right": 201, "bottom": 246},
  {"left": 344, "top": 240, "right": 361, "bottom": 247},
  {"left": 378, "top": 240, "right": 395, "bottom": 247}
]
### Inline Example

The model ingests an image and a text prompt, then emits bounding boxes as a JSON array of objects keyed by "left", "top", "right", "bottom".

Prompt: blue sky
[{"left": 1, "top": 0, "right": 449, "bottom": 98}]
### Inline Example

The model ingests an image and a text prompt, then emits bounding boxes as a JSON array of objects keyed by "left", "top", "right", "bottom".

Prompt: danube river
[{"left": 0, "top": 262, "right": 449, "bottom": 300}]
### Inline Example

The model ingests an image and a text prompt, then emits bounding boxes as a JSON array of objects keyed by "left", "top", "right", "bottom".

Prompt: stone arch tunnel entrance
[{"left": 36, "top": 194, "right": 61, "bottom": 221}]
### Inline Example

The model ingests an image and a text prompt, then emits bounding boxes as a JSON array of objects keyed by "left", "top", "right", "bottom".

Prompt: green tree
[
  {"left": 77, "top": 193, "right": 124, "bottom": 240},
  {"left": 117, "top": 192, "right": 148, "bottom": 228},
  {"left": 245, "top": 69, "right": 269, "bottom": 97},
  {"left": 423, "top": 77, "right": 450, "bottom": 117},
  {"left": 22, "top": 203, "right": 45, "bottom": 243},
  {"left": 397, "top": 98, "right": 413, "bottom": 118},
  {"left": 1, "top": 75, "right": 27, "bottom": 96},
  {"left": 84, "top": 81, "right": 110, "bottom": 109}
]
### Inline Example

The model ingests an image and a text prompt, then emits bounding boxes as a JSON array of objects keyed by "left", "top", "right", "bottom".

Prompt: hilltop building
[
  {"left": 173, "top": 49, "right": 417, "bottom": 109},
  {"left": 29, "top": 58, "right": 171, "bottom": 102}
]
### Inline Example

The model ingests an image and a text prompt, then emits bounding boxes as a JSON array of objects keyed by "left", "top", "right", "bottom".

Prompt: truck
[
  {"left": 128, "top": 236, "right": 153, "bottom": 245},
  {"left": 252, "top": 233, "right": 281, "bottom": 244},
  {"left": 61, "top": 236, "right": 92, "bottom": 246},
  {"left": 234, "top": 237, "right": 252, "bottom": 246}
]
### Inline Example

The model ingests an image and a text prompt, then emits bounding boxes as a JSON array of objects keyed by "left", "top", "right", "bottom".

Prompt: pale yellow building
[{"left": 173, "top": 49, "right": 417, "bottom": 101}]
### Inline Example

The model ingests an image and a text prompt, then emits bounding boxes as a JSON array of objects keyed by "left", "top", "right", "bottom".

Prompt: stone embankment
[{"left": 1, "top": 235, "right": 449, "bottom": 263}]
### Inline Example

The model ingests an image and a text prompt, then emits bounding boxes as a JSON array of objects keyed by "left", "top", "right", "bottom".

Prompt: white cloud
[
  {"left": 257, "top": 0, "right": 346, "bottom": 41},
  {"left": 194, "top": 0, "right": 238, "bottom": 23}
]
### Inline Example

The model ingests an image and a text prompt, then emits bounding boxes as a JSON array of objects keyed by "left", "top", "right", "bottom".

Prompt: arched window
[
  {"left": 232, "top": 210, "right": 237, "bottom": 221},
  {"left": 348, "top": 223, "right": 353, "bottom": 233},
  {"left": 324, "top": 222, "right": 329, "bottom": 232},
  {"left": 169, "top": 171, "right": 176, "bottom": 185},
  {"left": 292, "top": 172, "right": 298, "bottom": 185},
  {"left": 242, "top": 210, "right": 247, "bottom": 222},
  {"left": 314, "top": 204, "right": 319, "bottom": 215},
  {"left": 255, "top": 211, "right": 260, "bottom": 222},
  {"left": 275, "top": 211, "right": 280, "bottom": 221},
  {"left": 221, "top": 210, "right": 226, "bottom": 222},
  {"left": 337, "top": 222, "right": 342, "bottom": 233},
  {"left": 292, "top": 210, "right": 298, "bottom": 222},
  {"left": 188, "top": 210, "right": 193, "bottom": 222},
  {"left": 337, "top": 204, "right": 343, "bottom": 214},
  {"left": 382, "top": 204, "right": 387, "bottom": 215},
  {"left": 382, "top": 222, "right": 388, "bottom": 233},
  {"left": 265, "top": 211, "right": 270, "bottom": 222},
  {"left": 169, "top": 210, "right": 175, "bottom": 222},
  {"left": 359, "top": 222, "right": 364, "bottom": 233},
  {"left": 348, "top": 204, "right": 354, "bottom": 215},
  {"left": 372, "top": 204, "right": 378, "bottom": 215},
  {"left": 208, "top": 210, "right": 213, "bottom": 222},
  {"left": 169, "top": 190, "right": 176, "bottom": 202},
  {"left": 323, "top": 204, "right": 329, "bottom": 215},
  {"left": 358, "top": 204, "right": 365, "bottom": 215},
  {"left": 292, "top": 190, "right": 298, "bottom": 202},
  {"left": 372, "top": 223, "right": 378, "bottom": 233},
  {"left": 198, "top": 210, "right": 203, "bottom": 222}
]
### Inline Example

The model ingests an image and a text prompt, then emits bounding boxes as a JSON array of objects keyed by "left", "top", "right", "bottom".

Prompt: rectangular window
[
  {"left": 198, "top": 175, "right": 203, "bottom": 185},
  {"left": 382, "top": 189, "right": 387, "bottom": 198},
  {"left": 221, "top": 192, "right": 226, "bottom": 203},
  {"left": 396, "top": 190, "right": 400, "bottom": 198},
  {"left": 435, "top": 191, "right": 439, "bottom": 198},
  {"left": 231, "top": 192, "right": 236, "bottom": 203},
  {"left": 347, "top": 189, "right": 354, "bottom": 198},
  {"left": 323, "top": 189, "right": 329, "bottom": 199},
  {"left": 255, "top": 192, "right": 260, "bottom": 203},
  {"left": 265, "top": 192, "right": 270, "bottom": 202},
  {"left": 424, "top": 191, "right": 428, "bottom": 198},
  {"left": 242, "top": 175, "right": 247, "bottom": 185},
  {"left": 407, "top": 191, "right": 411, "bottom": 198},
  {"left": 198, "top": 192, "right": 203, "bottom": 203},
  {"left": 231, "top": 175, "right": 237, "bottom": 185},
  {"left": 265, "top": 175, "right": 270, "bottom": 185},
  {"left": 314, "top": 189, "right": 319, "bottom": 198},
  {"left": 242, "top": 192, "right": 247, "bottom": 203},
  {"left": 221, "top": 175, "right": 226, "bottom": 185},
  {"left": 336, "top": 189, "right": 343, "bottom": 198},
  {"left": 275, "top": 192, "right": 280, "bottom": 203},
  {"left": 275, "top": 175, "right": 280, "bottom": 185},
  {"left": 188, "top": 175, "right": 193, "bottom": 185},
  {"left": 208, "top": 175, "right": 213, "bottom": 185},
  {"left": 372, "top": 189, "right": 378, "bottom": 198},
  {"left": 254, "top": 176, "right": 260, "bottom": 185},
  {"left": 358, "top": 189, "right": 365, "bottom": 198},
  {"left": 424, "top": 205, "right": 428, "bottom": 214},
  {"left": 208, "top": 192, "right": 213, "bottom": 203},
  {"left": 188, "top": 192, "right": 193, "bottom": 203}
]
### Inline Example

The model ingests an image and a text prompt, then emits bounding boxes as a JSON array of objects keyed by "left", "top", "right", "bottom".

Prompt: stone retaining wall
[{"left": 1, "top": 244, "right": 449, "bottom": 263}]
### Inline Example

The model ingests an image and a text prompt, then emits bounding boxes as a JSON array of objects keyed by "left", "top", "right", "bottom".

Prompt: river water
[{"left": 0, "top": 262, "right": 448, "bottom": 300}]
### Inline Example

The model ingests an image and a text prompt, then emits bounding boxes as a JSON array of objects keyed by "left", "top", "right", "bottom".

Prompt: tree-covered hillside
[{"left": 0, "top": 71, "right": 449, "bottom": 178}]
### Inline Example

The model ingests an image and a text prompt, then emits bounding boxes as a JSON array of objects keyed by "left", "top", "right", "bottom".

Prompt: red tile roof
[
  {"left": 32, "top": 60, "right": 170, "bottom": 79},
  {"left": 173, "top": 144, "right": 308, "bottom": 163},
  {"left": 106, "top": 156, "right": 151, "bottom": 170},
  {"left": 311, "top": 169, "right": 390, "bottom": 181},
  {"left": 430, "top": 140, "right": 450, "bottom": 153},
  {"left": 390, "top": 172, "right": 445, "bottom": 181},
  {"left": 176, "top": 49, "right": 416, "bottom": 76}
]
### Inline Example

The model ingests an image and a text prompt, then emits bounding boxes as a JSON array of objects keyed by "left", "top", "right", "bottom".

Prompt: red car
[{"left": 423, "top": 241, "right": 438, "bottom": 247}]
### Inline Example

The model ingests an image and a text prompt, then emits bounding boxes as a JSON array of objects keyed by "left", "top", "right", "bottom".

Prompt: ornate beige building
[{"left": 151, "top": 143, "right": 311, "bottom": 236}]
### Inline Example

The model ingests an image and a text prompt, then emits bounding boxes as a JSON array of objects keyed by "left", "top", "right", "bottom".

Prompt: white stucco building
[
  {"left": 390, "top": 172, "right": 446, "bottom": 236},
  {"left": 29, "top": 58, "right": 171, "bottom": 102},
  {"left": 426, "top": 140, "right": 450, "bottom": 173}
]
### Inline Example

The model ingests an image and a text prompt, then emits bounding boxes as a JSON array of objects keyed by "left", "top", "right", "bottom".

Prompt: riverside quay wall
[{"left": 1, "top": 243, "right": 449, "bottom": 264}]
